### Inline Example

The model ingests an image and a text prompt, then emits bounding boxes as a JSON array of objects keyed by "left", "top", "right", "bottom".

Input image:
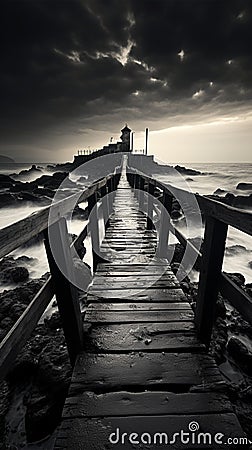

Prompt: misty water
[
  {"left": 0, "top": 161, "right": 252, "bottom": 288},
  {"left": 155, "top": 162, "right": 252, "bottom": 283}
]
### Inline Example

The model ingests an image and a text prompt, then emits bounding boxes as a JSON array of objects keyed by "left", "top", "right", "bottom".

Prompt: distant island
[{"left": 0, "top": 155, "right": 15, "bottom": 163}]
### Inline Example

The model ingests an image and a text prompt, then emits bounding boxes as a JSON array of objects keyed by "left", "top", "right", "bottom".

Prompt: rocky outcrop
[
  {"left": 227, "top": 337, "right": 252, "bottom": 376},
  {"left": 174, "top": 165, "right": 202, "bottom": 176},
  {"left": 225, "top": 245, "right": 251, "bottom": 257},
  {"left": 0, "top": 256, "right": 36, "bottom": 285},
  {"left": 0, "top": 273, "right": 72, "bottom": 444},
  {"left": 11, "top": 165, "right": 42, "bottom": 179},
  {"left": 236, "top": 182, "right": 252, "bottom": 191},
  {"left": 0, "top": 174, "right": 15, "bottom": 189},
  {"left": 213, "top": 188, "right": 227, "bottom": 195},
  {"left": 207, "top": 192, "right": 252, "bottom": 208}
]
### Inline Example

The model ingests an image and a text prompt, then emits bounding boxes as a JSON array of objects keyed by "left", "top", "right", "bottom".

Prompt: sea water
[{"left": 0, "top": 162, "right": 251, "bottom": 284}]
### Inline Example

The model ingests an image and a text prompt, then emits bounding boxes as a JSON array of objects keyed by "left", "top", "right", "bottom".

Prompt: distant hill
[{"left": 0, "top": 155, "right": 15, "bottom": 163}]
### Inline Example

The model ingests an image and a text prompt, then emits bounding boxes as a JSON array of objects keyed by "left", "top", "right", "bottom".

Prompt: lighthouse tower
[{"left": 120, "top": 124, "right": 132, "bottom": 152}]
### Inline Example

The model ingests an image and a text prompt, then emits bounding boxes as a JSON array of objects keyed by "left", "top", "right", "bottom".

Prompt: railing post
[
  {"left": 107, "top": 177, "right": 114, "bottom": 217},
  {"left": 100, "top": 184, "right": 110, "bottom": 230},
  {"left": 131, "top": 172, "right": 136, "bottom": 190},
  {"left": 195, "top": 216, "right": 228, "bottom": 347},
  {"left": 139, "top": 176, "right": 145, "bottom": 210},
  {"left": 88, "top": 192, "right": 102, "bottom": 272},
  {"left": 135, "top": 174, "right": 140, "bottom": 201},
  {"left": 147, "top": 181, "right": 155, "bottom": 230},
  {"left": 157, "top": 190, "right": 173, "bottom": 257},
  {"left": 44, "top": 218, "right": 83, "bottom": 366}
]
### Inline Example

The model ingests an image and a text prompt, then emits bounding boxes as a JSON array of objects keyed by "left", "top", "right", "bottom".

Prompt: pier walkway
[
  {"left": 55, "top": 169, "right": 245, "bottom": 449},
  {"left": 0, "top": 154, "right": 251, "bottom": 448}
]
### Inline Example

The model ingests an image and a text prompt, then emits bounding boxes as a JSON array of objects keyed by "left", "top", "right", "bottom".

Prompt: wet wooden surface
[{"left": 55, "top": 170, "right": 246, "bottom": 449}]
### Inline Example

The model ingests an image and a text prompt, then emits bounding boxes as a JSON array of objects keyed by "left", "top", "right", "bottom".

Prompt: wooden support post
[
  {"left": 139, "top": 176, "right": 145, "bottom": 211},
  {"left": 195, "top": 216, "right": 228, "bottom": 347},
  {"left": 88, "top": 193, "right": 102, "bottom": 272},
  {"left": 135, "top": 174, "right": 140, "bottom": 201},
  {"left": 100, "top": 184, "right": 109, "bottom": 229},
  {"left": 44, "top": 218, "right": 83, "bottom": 366},
  {"left": 147, "top": 182, "right": 155, "bottom": 230},
  {"left": 157, "top": 191, "right": 173, "bottom": 257},
  {"left": 131, "top": 172, "right": 136, "bottom": 190},
  {"left": 107, "top": 177, "right": 114, "bottom": 217}
]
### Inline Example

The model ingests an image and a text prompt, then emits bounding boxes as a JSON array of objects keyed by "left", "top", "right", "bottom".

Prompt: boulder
[
  {"left": 0, "top": 192, "right": 17, "bottom": 207},
  {"left": 0, "top": 256, "right": 34, "bottom": 283},
  {"left": 171, "top": 210, "right": 182, "bottom": 220},
  {"left": 214, "top": 188, "right": 227, "bottom": 195},
  {"left": 19, "top": 191, "right": 51, "bottom": 205},
  {"left": 236, "top": 182, "right": 252, "bottom": 190},
  {"left": 174, "top": 165, "right": 202, "bottom": 175},
  {"left": 72, "top": 205, "right": 89, "bottom": 220},
  {"left": 17, "top": 165, "right": 42, "bottom": 178},
  {"left": 225, "top": 272, "right": 246, "bottom": 287},
  {"left": 33, "top": 187, "right": 55, "bottom": 198},
  {"left": 0, "top": 381, "right": 10, "bottom": 448},
  {"left": 10, "top": 181, "right": 38, "bottom": 193},
  {"left": 246, "top": 283, "right": 252, "bottom": 298},
  {"left": 227, "top": 337, "right": 252, "bottom": 375},
  {"left": 225, "top": 245, "right": 249, "bottom": 256}
]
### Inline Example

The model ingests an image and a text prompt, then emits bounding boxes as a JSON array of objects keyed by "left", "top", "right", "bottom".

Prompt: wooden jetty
[{"left": 0, "top": 155, "right": 251, "bottom": 448}]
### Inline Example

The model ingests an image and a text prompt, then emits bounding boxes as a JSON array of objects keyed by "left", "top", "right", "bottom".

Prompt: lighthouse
[{"left": 120, "top": 124, "right": 132, "bottom": 152}]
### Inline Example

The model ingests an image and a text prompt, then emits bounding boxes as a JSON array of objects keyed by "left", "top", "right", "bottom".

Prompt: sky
[{"left": 0, "top": 0, "right": 252, "bottom": 163}]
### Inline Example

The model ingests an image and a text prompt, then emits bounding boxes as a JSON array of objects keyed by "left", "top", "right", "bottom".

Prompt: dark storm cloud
[{"left": 0, "top": 0, "right": 252, "bottom": 157}]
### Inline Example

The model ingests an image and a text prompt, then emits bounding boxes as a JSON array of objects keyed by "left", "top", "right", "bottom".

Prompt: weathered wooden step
[
  {"left": 69, "top": 352, "right": 221, "bottom": 394},
  {"left": 85, "top": 310, "right": 194, "bottom": 324},
  {"left": 86, "top": 302, "right": 190, "bottom": 311},
  {"left": 62, "top": 391, "right": 233, "bottom": 418},
  {"left": 88, "top": 288, "right": 186, "bottom": 302},
  {"left": 84, "top": 323, "right": 202, "bottom": 353}
]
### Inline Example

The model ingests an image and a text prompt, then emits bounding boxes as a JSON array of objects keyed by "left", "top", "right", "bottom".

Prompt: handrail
[
  {"left": 126, "top": 165, "right": 252, "bottom": 236},
  {"left": 0, "top": 166, "right": 122, "bottom": 379},
  {"left": 126, "top": 164, "right": 252, "bottom": 347},
  {"left": 0, "top": 172, "right": 117, "bottom": 259}
]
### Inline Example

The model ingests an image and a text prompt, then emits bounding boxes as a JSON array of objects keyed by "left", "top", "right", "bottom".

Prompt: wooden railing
[
  {"left": 0, "top": 166, "right": 122, "bottom": 380},
  {"left": 1, "top": 154, "right": 251, "bottom": 381},
  {"left": 126, "top": 164, "right": 252, "bottom": 347}
]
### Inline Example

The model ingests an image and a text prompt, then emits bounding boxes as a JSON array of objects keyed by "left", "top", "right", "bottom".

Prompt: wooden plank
[
  {"left": 94, "top": 270, "right": 173, "bottom": 277},
  {"left": 91, "top": 274, "right": 179, "bottom": 285},
  {"left": 84, "top": 323, "right": 202, "bottom": 353},
  {"left": 104, "top": 232, "right": 156, "bottom": 237},
  {"left": 71, "top": 352, "right": 221, "bottom": 391},
  {"left": 96, "top": 263, "right": 168, "bottom": 271},
  {"left": 88, "top": 288, "right": 186, "bottom": 302},
  {"left": 87, "top": 302, "right": 190, "bottom": 311},
  {"left": 89, "top": 281, "right": 180, "bottom": 291},
  {"left": 55, "top": 414, "right": 246, "bottom": 450},
  {"left": 62, "top": 391, "right": 232, "bottom": 418},
  {"left": 100, "top": 243, "right": 156, "bottom": 249},
  {"left": 0, "top": 277, "right": 54, "bottom": 380},
  {"left": 85, "top": 310, "right": 194, "bottom": 324}
]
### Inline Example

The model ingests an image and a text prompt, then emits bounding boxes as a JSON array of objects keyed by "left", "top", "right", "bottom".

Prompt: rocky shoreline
[{"left": 0, "top": 257, "right": 72, "bottom": 448}]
